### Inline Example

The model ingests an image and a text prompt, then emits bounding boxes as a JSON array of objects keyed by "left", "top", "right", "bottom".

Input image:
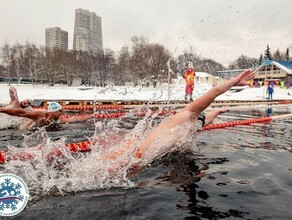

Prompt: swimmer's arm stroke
[
  {"left": 184, "top": 69, "right": 255, "bottom": 116},
  {"left": 0, "top": 107, "right": 44, "bottom": 120}
]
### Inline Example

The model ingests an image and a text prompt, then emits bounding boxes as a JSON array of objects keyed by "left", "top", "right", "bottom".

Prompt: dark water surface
[{"left": 1, "top": 106, "right": 292, "bottom": 220}]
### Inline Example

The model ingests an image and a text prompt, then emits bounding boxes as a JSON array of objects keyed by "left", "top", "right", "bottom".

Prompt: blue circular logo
[{"left": 0, "top": 173, "right": 29, "bottom": 216}]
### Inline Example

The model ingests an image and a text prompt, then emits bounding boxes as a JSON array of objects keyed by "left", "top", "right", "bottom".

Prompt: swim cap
[{"left": 47, "top": 102, "right": 63, "bottom": 112}]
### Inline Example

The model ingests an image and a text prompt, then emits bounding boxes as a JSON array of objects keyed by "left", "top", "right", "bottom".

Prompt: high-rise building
[
  {"left": 73, "top": 8, "right": 103, "bottom": 54},
  {"left": 45, "top": 27, "right": 68, "bottom": 50}
]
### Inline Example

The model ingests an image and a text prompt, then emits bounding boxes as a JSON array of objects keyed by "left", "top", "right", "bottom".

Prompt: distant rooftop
[{"left": 273, "top": 60, "right": 292, "bottom": 69}]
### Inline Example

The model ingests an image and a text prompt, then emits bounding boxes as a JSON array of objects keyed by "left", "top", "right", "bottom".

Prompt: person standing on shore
[
  {"left": 183, "top": 67, "right": 196, "bottom": 102},
  {"left": 267, "top": 84, "right": 274, "bottom": 99}
]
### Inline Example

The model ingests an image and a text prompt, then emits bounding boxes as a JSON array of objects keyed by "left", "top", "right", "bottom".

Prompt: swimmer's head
[
  {"left": 187, "top": 61, "right": 194, "bottom": 69},
  {"left": 187, "top": 68, "right": 193, "bottom": 73},
  {"left": 47, "top": 102, "right": 63, "bottom": 112},
  {"left": 20, "top": 99, "right": 32, "bottom": 108}
]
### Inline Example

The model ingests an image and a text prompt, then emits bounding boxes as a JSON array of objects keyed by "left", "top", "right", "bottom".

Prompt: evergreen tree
[
  {"left": 273, "top": 49, "right": 282, "bottom": 61},
  {"left": 286, "top": 48, "right": 290, "bottom": 62},
  {"left": 259, "top": 54, "right": 263, "bottom": 64},
  {"left": 264, "top": 44, "right": 272, "bottom": 60}
]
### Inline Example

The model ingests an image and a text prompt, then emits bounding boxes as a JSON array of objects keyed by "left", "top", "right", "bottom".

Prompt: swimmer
[
  {"left": 4, "top": 86, "right": 32, "bottom": 109},
  {"left": 135, "top": 69, "right": 254, "bottom": 157},
  {"left": 0, "top": 102, "right": 93, "bottom": 129},
  {"left": 105, "top": 69, "right": 255, "bottom": 174},
  {"left": 0, "top": 86, "right": 33, "bottom": 129},
  {"left": 0, "top": 70, "right": 255, "bottom": 173}
]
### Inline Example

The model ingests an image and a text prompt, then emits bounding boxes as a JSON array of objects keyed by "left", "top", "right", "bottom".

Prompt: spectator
[
  {"left": 267, "top": 84, "right": 274, "bottom": 99},
  {"left": 183, "top": 68, "right": 196, "bottom": 102}
]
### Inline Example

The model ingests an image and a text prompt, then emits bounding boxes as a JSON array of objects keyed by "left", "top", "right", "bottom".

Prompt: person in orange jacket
[{"left": 183, "top": 67, "right": 196, "bottom": 101}]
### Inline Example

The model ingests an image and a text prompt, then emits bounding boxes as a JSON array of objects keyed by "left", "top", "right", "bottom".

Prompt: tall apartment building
[
  {"left": 45, "top": 27, "right": 68, "bottom": 50},
  {"left": 73, "top": 8, "right": 103, "bottom": 54}
]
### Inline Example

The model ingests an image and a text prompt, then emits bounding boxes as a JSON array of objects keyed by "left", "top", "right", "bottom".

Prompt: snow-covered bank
[
  {"left": 0, "top": 79, "right": 291, "bottom": 105},
  {"left": 216, "top": 87, "right": 292, "bottom": 101}
]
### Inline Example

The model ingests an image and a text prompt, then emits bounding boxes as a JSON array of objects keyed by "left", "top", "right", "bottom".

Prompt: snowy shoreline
[{"left": 0, "top": 81, "right": 291, "bottom": 106}]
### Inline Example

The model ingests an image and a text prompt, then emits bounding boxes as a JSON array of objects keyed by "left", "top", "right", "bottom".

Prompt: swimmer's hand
[
  {"left": 9, "top": 86, "right": 18, "bottom": 101},
  {"left": 234, "top": 69, "right": 255, "bottom": 86}
]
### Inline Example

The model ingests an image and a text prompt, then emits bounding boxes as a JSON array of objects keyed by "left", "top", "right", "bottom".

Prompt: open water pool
[{"left": 0, "top": 105, "right": 291, "bottom": 219}]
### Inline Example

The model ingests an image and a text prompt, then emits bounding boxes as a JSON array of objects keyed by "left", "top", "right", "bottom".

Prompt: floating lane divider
[
  {"left": 201, "top": 117, "right": 272, "bottom": 131},
  {"left": 59, "top": 103, "right": 292, "bottom": 120},
  {"left": 1, "top": 114, "right": 292, "bottom": 164},
  {"left": 59, "top": 110, "right": 178, "bottom": 120},
  {"left": 201, "top": 113, "right": 292, "bottom": 131},
  {"left": 0, "top": 141, "right": 92, "bottom": 164},
  {"left": 63, "top": 105, "right": 125, "bottom": 111},
  {"left": 33, "top": 105, "right": 125, "bottom": 111},
  {"left": 60, "top": 113, "right": 127, "bottom": 119},
  {"left": 31, "top": 100, "right": 292, "bottom": 111}
]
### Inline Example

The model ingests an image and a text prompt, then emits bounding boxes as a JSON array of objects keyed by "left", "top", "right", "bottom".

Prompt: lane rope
[
  {"left": 31, "top": 100, "right": 292, "bottom": 111},
  {"left": 1, "top": 114, "right": 291, "bottom": 164}
]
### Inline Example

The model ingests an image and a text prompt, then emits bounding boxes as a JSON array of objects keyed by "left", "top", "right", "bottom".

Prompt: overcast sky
[{"left": 0, "top": 0, "right": 291, "bottom": 66}]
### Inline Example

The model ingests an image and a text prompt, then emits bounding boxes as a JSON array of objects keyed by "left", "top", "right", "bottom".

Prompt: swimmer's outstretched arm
[
  {"left": 184, "top": 69, "right": 255, "bottom": 116},
  {"left": 0, "top": 107, "right": 44, "bottom": 120}
]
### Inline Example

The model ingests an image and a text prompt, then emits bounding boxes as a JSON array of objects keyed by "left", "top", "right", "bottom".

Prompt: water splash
[
  {"left": 1, "top": 108, "right": 202, "bottom": 200},
  {"left": 0, "top": 114, "right": 22, "bottom": 130}
]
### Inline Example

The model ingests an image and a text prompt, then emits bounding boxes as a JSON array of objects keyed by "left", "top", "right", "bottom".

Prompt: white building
[
  {"left": 254, "top": 60, "right": 292, "bottom": 82},
  {"left": 73, "top": 8, "right": 103, "bottom": 54},
  {"left": 45, "top": 27, "right": 68, "bottom": 50}
]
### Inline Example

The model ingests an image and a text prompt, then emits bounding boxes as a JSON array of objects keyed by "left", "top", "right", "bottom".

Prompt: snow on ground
[
  {"left": 0, "top": 76, "right": 291, "bottom": 105},
  {"left": 216, "top": 87, "right": 292, "bottom": 101}
]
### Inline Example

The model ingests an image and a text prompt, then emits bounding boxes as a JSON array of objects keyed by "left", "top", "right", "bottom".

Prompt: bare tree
[
  {"left": 177, "top": 47, "right": 201, "bottom": 75},
  {"left": 16, "top": 42, "right": 43, "bottom": 85},
  {"left": 103, "top": 48, "right": 116, "bottom": 86},
  {"left": 0, "top": 64, "right": 5, "bottom": 76},
  {"left": 59, "top": 50, "right": 79, "bottom": 86},
  {"left": 147, "top": 43, "right": 171, "bottom": 82},
  {"left": 71, "top": 51, "right": 92, "bottom": 86},
  {"left": 37, "top": 47, "right": 68, "bottom": 86},
  {"left": 0, "top": 43, "right": 18, "bottom": 84},
  {"left": 228, "top": 55, "right": 257, "bottom": 69},
  {"left": 129, "top": 36, "right": 171, "bottom": 86},
  {"left": 199, "top": 59, "right": 225, "bottom": 75},
  {"left": 116, "top": 46, "right": 131, "bottom": 85},
  {"left": 129, "top": 36, "right": 149, "bottom": 85}
]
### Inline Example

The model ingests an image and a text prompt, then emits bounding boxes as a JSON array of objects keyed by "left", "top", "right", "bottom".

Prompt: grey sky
[{"left": 0, "top": 0, "right": 291, "bottom": 66}]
